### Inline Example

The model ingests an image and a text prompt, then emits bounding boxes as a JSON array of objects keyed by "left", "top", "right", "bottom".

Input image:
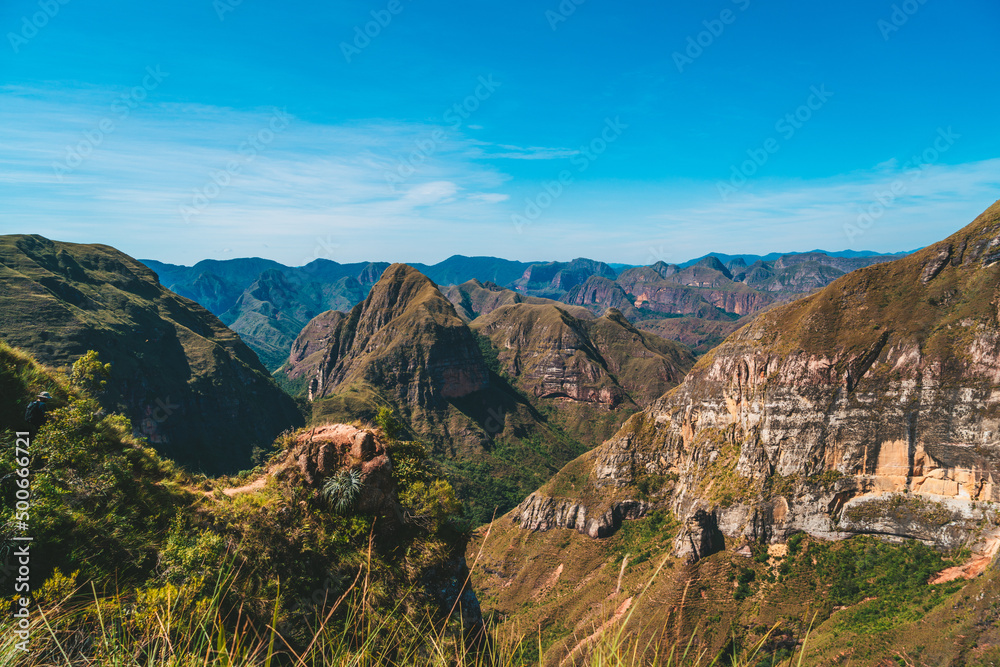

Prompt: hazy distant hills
[{"left": 141, "top": 249, "right": 909, "bottom": 369}]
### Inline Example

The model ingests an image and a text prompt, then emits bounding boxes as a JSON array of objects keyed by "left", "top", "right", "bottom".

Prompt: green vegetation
[
  {"left": 323, "top": 469, "right": 364, "bottom": 513},
  {"left": 474, "top": 331, "right": 506, "bottom": 379},
  {"left": 0, "top": 343, "right": 479, "bottom": 666},
  {"left": 609, "top": 510, "right": 680, "bottom": 566},
  {"left": 844, "top": 493, "right": 955, "bottom": 526},
  {"left": 782, "top": 536, "right": 961, "bottom": 634}
]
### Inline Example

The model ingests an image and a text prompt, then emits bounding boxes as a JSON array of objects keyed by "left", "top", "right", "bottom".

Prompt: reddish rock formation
[{"left": 293, "top": 423, "right": 398, "bottom": 517}]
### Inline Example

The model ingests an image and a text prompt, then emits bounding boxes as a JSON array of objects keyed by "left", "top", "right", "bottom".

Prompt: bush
[
  {"left": 68, "top": 349, "right": 111, "bottom": 394},
  {"left": 400, "top": 479, "right": 462, "bottom": 531},
  {"left": 787, "top": 532, "right": 805, "bottom": 555}
]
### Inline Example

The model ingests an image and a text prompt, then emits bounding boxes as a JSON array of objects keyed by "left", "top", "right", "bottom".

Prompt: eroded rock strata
[{"left": 509, "top": 200, "right": 1000, "bottom": 557}]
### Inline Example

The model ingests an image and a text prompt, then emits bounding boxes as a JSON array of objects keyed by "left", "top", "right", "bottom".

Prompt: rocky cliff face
[
  {"left": 0, "top": 234, "right": 302, "bottom": 474},
  {"left": 504, "top": 200, "right": 1000, "bottom": 558},
  {"left": 566, "top": 276, "right": 642, "bottom": 319},
  {"left": 473, "top": 305, "right": 693, "bottom": 409},
  {"left": 283, "top": 310, "right": 346, "bottom": 392}
]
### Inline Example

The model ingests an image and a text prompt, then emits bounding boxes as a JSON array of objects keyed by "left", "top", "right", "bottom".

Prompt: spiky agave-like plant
[{"left": 323, "top": 468, "right": 364, "bottom": 513}]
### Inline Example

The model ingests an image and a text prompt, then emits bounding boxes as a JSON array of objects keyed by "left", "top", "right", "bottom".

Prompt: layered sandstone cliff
[{"left": 510, "top": 200, "right": 1000, "bottom": 557}]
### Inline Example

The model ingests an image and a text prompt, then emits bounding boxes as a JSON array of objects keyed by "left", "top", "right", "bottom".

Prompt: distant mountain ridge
[
  {"left": 141, "top": 249, "right": 911, "bottom": 369},
  {"left": 676, "top": 248, "right": 916, "bottom": 268}
]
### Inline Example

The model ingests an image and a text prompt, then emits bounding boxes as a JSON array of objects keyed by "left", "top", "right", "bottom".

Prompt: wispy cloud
[
  {"left": 0, "top": 85, "right": 996, "bottom": 268},
  {"left": 637, "top": 158, "right": 1000, "bottom": 260},
  {"left": 0, "top": 86, "right": 518, "bottom": 263},
  {"left": 481, "top": 144, "right": 580, "bottom": 160}
]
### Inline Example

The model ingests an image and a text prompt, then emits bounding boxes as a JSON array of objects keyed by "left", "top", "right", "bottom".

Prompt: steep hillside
[
  {"left": 0, "top": 234, "right": 302, "bottom": 473},
  {"left": 467, "top": 201, "right": 1000, "bottom": 665},
  {"left": 0, "top": 342, "right": 484, "bottom": 664},
  {"left": 503, "top": 199, "right": 1000, "bottom": 553},
  {"left": 279, "top": 309, "right": 346, "bottom": 393},
  {"left": 473, "top": 305, "right": 692, "bottom": 409}
]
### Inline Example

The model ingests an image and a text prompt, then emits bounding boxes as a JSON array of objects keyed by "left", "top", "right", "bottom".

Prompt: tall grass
[{"left": 0, "top": 555, "right": 813, "bottom": 667}]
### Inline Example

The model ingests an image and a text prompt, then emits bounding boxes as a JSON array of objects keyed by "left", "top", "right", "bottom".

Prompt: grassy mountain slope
[
  {"left": 0, "top": 234, "right": 301, "bottom": 474},
  {"left": 0, "top": 342, "right": 486, "bottom": 665}
]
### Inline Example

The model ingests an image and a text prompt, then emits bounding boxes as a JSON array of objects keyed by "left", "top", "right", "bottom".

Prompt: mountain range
[
  {"left": 279, "top": 263, "right": 694, "bottom": 522},
  {"left": 4, "top": 210, "right": 987, "bottom": 665},
  {"left": 143, "top": 248, "right": 908, "bottom": 370}
]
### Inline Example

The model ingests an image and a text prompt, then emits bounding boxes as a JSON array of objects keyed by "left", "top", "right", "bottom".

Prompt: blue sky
[{"left": 1, "top": 0, "right": 998, "bottom": 266}]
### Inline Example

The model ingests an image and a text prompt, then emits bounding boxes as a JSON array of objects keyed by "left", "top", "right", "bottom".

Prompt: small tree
[
  {"left": 400, "top": 479, "right": 462, "bottom": 531},
  {"left": 375, "top": 406, "right": 403, "bottom": 442},
  {"left": 70, "top": 350, "right": 111, "bottom": 393}
]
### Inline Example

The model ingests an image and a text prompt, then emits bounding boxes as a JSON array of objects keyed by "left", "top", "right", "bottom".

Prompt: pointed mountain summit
[
  {"left": 311, "top": 263, "right": 490, "bottom": 404},
  {"left": 693, "top": 255, "right": 733, "bottom": 279},
  {"left": 288, "top": 264, "right": 696, "bottom": 523}
]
